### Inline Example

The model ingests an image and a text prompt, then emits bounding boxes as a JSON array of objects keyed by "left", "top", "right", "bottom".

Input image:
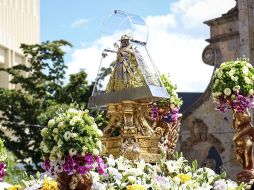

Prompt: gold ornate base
[
  {"left": 102, "top": 100, "right": 181, "bottom": 162},
  {"left": 101, "top": 135, "right": 161, "bottom": 162}
]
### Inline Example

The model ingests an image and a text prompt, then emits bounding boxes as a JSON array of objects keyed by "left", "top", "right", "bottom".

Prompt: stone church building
[{"left": 177, "top": 0, "right": 254, "bottom": 179}]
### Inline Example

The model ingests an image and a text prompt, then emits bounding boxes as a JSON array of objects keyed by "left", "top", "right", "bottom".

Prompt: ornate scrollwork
[{"left": 202, "top": 45, "right": 221, "bottom": 66}]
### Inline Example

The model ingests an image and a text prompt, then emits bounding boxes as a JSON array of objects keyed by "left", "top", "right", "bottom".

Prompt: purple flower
[
  {"left": 0, "top": 162, "right": 5, "bottom": 182},
  {"left": 84, "top": 153, "right": 94, "bottom": 165},
  {"left": 162, "top": 108, "right": 180, "bottom": 123},
  {"left": 96, "top": 156, "right": 107, "bottom": 175},
  {"left": 215, "top": 93, "right": 254, "bottom": 113},
  {"left": 42, "top": 153, "right": 107, "bottom": 176},
  {"left": 41, "top": 159, "right": 50, "bottom": 171},
  {"left": 151, "top": 106, "right": 159, "bottom": 121}
]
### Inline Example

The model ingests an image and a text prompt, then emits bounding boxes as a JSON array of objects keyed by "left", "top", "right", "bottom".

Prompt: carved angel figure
[{"left": 233, "top": 110, "right": 254, "bottom": 170}]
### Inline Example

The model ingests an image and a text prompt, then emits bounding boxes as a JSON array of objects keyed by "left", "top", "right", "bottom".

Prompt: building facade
[
  {"left": 177, "top": 0, "right": 254, "bottom": 180},
  {"left": 0, "top": 0, "right": 40, "bottom": 89}
]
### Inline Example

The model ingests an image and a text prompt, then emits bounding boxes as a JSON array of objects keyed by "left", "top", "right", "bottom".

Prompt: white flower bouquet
[
  {"left": 40, "top": 107, "right": 106, "bottom": 176},
  {"left": 212, "top": 58, "right": 254, "bottom": 112},
  {"left": 90, "top": 154, "right": 246, "bottom": 190}
]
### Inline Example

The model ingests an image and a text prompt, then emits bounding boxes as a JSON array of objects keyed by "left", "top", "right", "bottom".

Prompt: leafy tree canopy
[{"left": 0, "top": 40, "right": 107, "bottom": 172}]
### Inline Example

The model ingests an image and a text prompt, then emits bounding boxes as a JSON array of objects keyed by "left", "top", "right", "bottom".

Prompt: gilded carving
[
  {"left": 232, "top": 109, "right": 254, "bottom": 183},
  {"left": 101, "top": 35, "right": 180, "bottom": 162}
]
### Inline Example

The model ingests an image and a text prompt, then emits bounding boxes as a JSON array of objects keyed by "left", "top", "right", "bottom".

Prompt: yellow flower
[
  {"left": 228, "top": 188, "right": 236, "bottom": 190},
  {"left": 127, "top": 184, "right": 147, "bottom": 190},
  {"left": 8, "top": 185, "right": 22, "bottom": 190},
  {"left": 41, "top": 179, "right": 58, "bottom": 190},
  {"left": 177, "top": 173, "right": 192, "bottom": 183}
]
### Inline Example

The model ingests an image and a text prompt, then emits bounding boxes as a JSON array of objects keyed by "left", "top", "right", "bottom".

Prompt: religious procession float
[{"left": 2, "top": 10, "right": 254, "bottom": 190}]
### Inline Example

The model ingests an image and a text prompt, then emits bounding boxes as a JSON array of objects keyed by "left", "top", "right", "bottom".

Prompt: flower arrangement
[
  {"left": 90, "top": 154, "right": 246, "bottom": 190},
  {"left": 7, "top": 177, "right": 58, "bottom": 190},
  {"left": 40, "top": 108, "right": 106, "bottom": 176},
  {"left": 0, "top": 138, "right": 7, "bottom": 182},
  {"left": 8, "top": 185, "right": 22, "bottom": 190},
  {"left": 151, "top": 74, "right": 183, "bottom": 123},
  {"left": 211, "top": 58, "right": 254, "bottom": 112}
]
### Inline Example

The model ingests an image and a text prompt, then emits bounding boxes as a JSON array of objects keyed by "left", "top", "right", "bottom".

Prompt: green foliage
[
  {"left": 56, "top": 70, "right": 91, "bottom": 104},
  {"left": 0, "top": 40, "right": 109, "bottom": 172},
  {"left": 0, "top": 138, "right": 7, "bottom": 162},
  {"left": 159, "top": 74, "right": 183, "bottom": 108},
  {"left": 4, "top": 152, "right": 26, "bottom": 185}
]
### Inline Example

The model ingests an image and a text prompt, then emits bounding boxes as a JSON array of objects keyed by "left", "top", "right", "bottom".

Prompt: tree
[
  {"left": 56, "top": 70, "right": 91, "bottom": 105},
  {"left": 0, "top": 40, "right": 74, "bottom": 171},
  {"left": 0, "top": 40, "right": 110, "bottom": 172}
]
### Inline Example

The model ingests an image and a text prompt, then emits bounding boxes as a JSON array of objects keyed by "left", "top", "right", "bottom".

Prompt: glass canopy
[{"left": 89, "top": 10, "right": 169, "bottom": 108}]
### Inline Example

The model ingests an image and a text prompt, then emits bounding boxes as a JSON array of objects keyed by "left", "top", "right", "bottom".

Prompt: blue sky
[
  {"left": 41, "top": 0, "right": 175, "bottom": 46},
  {"left": 40, "top": 0, "right": 236, "bottom": 92}
]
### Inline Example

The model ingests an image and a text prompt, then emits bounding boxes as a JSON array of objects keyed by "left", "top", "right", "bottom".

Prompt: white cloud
[
  {"left": 146, "top": 14, "right": 176, "bottom": 31},
  {"left": 171, "top": 0, "right": 236, "bottom": 28},
  {"left": 71, "top": 18, "right": 89, "bottom": 29},
  {"left": 66, "top": 0, "right": 236, "bottom": 92},
  {"left": 67, "top": 46, "right": 101, "bottom": 82}
]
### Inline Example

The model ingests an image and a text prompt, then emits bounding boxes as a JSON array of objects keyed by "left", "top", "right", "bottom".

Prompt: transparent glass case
[{"left": 89, "top": 10, "right": 169, "bottom": 108}]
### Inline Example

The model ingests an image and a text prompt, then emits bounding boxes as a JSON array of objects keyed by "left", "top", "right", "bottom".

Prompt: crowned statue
[
  {"left": 106, "top": 34, "right": 146, "bottom": 92},
  {"left": 89, "top": 11, "right": 175, "bottom": 163}
]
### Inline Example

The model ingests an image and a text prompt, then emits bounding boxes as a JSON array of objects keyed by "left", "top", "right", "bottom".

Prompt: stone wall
[{"left": 177, "top": 0, "right": 254, "bottom": 180}]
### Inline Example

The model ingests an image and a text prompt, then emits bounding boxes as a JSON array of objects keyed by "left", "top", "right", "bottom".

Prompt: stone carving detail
[
  {"left": 202, "top": 45, "right": 222, "bottom": 66},
  {"left": 180, "top": 118, "right": 225, "bottom": 167}
]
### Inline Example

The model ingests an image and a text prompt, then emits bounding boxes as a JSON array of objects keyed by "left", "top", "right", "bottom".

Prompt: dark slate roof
[{"left": 178, "top": 92, "right": 203, "bottom": 113}]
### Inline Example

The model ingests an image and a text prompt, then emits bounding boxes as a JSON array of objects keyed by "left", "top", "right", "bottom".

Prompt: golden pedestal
[
  {"left": 101, "top": 100, "right": 162, "bottom": 162},
  {"left": 101, "top": 100, "right": 182, "bottom": 162}
]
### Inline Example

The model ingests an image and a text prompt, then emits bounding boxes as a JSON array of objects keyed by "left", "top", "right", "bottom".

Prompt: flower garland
[
  {"left": 212, "top": 58, "right": 254, "bottom": 112},
  {"left": 40, "top": 108, "right": 106, "bottom": 176},
  {"left": 0, "top": 138, "right": 7, "bottom": 182},
  {"left": 151, "top": 74, "right": 182, "bottom": 123}
]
